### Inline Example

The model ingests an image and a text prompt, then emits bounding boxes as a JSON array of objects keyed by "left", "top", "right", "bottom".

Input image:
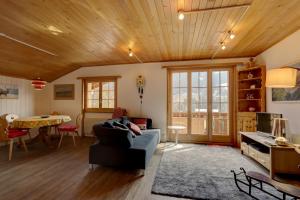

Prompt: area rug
[{"left": 151, "top": 143, "right": 280, "bottom": 200}]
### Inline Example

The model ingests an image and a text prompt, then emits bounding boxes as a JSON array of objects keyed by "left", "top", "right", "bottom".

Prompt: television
[{"left": 256, "top": 112, "right": 282, "bottom": 135}]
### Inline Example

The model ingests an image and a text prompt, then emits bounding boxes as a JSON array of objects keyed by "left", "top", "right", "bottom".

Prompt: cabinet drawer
[
  {"left": 248, "top": 146, "right": 258, "bottom": 160},
  {"left": 241, "top": 142, "right": 249, "bottom": 155}
]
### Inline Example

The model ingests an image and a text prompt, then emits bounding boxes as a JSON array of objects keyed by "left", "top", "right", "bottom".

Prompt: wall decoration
[
  {"left": 54, "top": 84, "right": 75, "bottom": 100},
  {"left": 136, "top": 75, "right": 145, "bottom": 115},
  {"left": 136, "top": 75, "right": 145, "bottom": 104},
  {"left": 272, "top": 63, "right": 300, "bottom": 102},
  {"left": 0, "top": 84, "right": 19, "bottom": 99}
]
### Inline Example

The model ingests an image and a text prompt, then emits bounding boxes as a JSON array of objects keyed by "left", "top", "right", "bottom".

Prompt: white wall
[
  {"left": 256, "top": 29, "right": 300, "bottom": 138},
  {"left": 0, "top": 75, "right": 35, "bottom": 117},
  {"left": 38, "top": 58, "right": 249, "bottom": 140}
]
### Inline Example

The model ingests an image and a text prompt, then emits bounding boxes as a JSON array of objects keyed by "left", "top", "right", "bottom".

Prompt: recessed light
[{"left": 178, "top": 11, "right": 185, "bottom": 20}]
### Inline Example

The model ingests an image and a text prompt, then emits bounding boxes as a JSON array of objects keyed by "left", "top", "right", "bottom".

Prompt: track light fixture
[
  {"left": 128, "top": 49, "right": 133, "bottom": 57},
  {"left": 178, "top": 11, "right": 185, "bottom": 20},
  {"left": 220, "top": 42, "right": 226, "bottom": 50},
  {"left": 229, "top": 31, "right": 235, "bottom": 39}
]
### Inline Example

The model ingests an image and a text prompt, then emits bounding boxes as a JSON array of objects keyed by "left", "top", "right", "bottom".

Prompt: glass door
[
  {"left": 168, "top": 67, "right": 232, "bottom": 144},
  {"left": 211, "top": 70, "right": 231, "bottom": 143}
]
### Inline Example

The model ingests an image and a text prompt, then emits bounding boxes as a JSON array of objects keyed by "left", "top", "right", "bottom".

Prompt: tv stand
[{"left": 240, "top": 132, "right": 300, "bottom": 178}]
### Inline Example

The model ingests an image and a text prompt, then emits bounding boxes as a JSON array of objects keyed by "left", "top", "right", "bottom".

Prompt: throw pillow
[
  {"left": 103, "top": 121, "right": 114, "bottom": 128},
  {"left": 112, "top": 107, "right": 127, "bottom": 119},
  {"left": 132, "top": 118, "right": 147, "bottom": 130},
  {"left": 113, "top": 121, "right": 136, "bottom": 138},
  {"left": 113, "top": 121, "right": 127, "bottom": 129},
  {"left": 127, "top": 122, "right": 142, "bottom": 135}
]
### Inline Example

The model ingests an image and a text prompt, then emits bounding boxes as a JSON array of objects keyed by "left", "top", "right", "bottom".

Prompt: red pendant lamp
[{"left": 31, "top": 78, "right": 47, "bottom": 90}]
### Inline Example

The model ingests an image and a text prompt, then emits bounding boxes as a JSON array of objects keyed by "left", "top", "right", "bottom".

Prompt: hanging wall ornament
[{"left": 136, "top": 75, "right": 145, "bottom": 115}]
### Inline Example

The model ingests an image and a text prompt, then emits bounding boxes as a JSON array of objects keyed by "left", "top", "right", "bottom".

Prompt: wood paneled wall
[{"left": 0, "top": 75, "right": 34, "bottom": 117}]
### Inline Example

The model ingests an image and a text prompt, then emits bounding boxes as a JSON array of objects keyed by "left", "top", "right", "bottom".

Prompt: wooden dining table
[{"left": 12, "top": 115, "right": 71, "bottom": 147}]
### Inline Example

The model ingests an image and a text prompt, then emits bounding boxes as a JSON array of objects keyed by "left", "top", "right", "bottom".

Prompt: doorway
[{"left": 167, "top": 67, "right": 233, "bottom": 144}]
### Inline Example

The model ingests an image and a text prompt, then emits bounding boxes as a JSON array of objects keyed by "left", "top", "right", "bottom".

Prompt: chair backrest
[
  {"left": 0, "top": 118, "right": 8, "bottom": 141},
  {"left": 76, "top": 113, "right": 83, "bottom": 128},
  {"left": 5, "top": 113, "right": 19, "bottom": 123}
]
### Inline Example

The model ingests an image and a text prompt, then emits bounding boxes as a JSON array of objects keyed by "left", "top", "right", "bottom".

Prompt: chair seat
[
  {"left": 58, "top": 124, "right": 78, "bottom": 132},
  {"left": 7, "top": 129, "right": 28, "bottom": 138},
  {"left": 8, "top": 128, "right": 28, "bottom": 132}
]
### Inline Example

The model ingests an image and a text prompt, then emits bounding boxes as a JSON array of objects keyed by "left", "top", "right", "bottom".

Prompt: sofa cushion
[
  {"left": 113, "top": 121, "right": 136, "bottom": 138},
  {"left": 131, "top": 118, "right": 147, "bottom": 130},
  {"left": 130, "top": 117, "right": 153, "bottom": 129},
  {"left": 127, "top": 122, "right": 142, "bottom": 135},
  {"left": 93, "top": 124, "right": 133, "bottom": 148},
  {"left": 103, "top": 121, "right": 114, "bottom": 128}
]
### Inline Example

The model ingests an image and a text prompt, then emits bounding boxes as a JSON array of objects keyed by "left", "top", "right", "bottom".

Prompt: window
[{"left": 84, "top": 77, "right": 117, "bottom": 112}]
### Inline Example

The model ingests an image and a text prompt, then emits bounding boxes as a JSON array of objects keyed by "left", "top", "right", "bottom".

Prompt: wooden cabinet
[
  {"left": 241, "top": 132, "right": 300, "bottom": 178},
  {"left": 237, "top": 112, "right": 256, "bottom": 146}
]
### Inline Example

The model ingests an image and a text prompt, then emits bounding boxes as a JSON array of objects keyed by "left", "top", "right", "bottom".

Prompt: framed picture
[
  {"left": 0, "top": 84, "right": 19, "bottom": 99},
  {"left": 54, "top": 84, "right": 75, "bottom": 100},
  {"left": 272, "top": 62, "right": 300, "bottom": 102}
]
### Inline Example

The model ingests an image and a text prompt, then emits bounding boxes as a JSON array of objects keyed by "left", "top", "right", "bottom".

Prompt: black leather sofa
[{"left": 89, "top": 118, "right": 160, "bottom": 171}]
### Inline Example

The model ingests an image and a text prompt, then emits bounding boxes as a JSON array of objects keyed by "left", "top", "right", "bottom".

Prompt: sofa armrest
[{"left": 141, "top": 129, "right": 161, "bottom": 144}]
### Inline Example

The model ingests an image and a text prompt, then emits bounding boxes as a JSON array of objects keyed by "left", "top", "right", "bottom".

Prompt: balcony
[{"left": 171, "top": 112, "right": 229, "bottom": 135}]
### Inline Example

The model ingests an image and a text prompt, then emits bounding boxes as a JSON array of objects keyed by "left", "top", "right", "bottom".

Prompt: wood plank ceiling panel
[{"left": 0, "top": 0, "right": 299, "bottom": 81}]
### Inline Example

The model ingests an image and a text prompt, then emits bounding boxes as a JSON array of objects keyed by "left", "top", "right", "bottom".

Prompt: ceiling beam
[{"left": 180, "top": 3, "right": 252, "bottom": 14}]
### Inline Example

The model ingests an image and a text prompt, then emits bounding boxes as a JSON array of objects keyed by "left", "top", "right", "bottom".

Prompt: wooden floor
[{"left": 0, "top": 137, "right": 188, "bottom": 200}]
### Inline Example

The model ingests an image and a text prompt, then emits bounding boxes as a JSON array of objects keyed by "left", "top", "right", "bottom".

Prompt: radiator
[{"left": 84, "top": 116, "right": 109, "bottom": 136}]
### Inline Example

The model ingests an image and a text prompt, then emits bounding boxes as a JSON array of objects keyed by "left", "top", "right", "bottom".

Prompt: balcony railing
[{"left": 171, "top": 112, "right": 229, "bottom": 135}]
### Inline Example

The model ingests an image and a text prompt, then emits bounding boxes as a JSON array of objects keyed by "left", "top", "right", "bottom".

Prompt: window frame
[{"left": 83, "top": 77, "right": 118, "bottom": 113}]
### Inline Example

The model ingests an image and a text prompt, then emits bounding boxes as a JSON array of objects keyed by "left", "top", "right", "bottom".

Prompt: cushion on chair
[
  {"left": 58, "top": 124, "right": 77, "bottom": 132},
  {"left": 7, "top": 129, "right": 27, "bottom": 138},
  {"left": 8, "top": 128, "right": 28, "bottom": 132}
]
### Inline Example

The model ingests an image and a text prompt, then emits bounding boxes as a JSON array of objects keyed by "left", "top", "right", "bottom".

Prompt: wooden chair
[
  {"left": 3, "top": 113, "right": 32, "bottom": 139},
  {"left": 57, "top": 114, "right": 82, "bottom": 149},
  {"left": 0, "top": 118, "right": 28, "bottom": 160},
  {"left": 50, "top": 111, "right": 62, "bottom": 136}
]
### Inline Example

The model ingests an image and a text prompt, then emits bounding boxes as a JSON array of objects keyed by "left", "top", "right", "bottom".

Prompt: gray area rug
[{"left": 152, "top": 143, "right": 280, "bottom": 200}]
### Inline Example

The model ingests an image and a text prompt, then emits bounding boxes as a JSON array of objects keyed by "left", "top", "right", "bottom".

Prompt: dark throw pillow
[
  {"left": 103, "top": 121, "right": 114, "bottom": 128},
  {"left": 113, "top": 121, "right": 136, "bottom": 138}
]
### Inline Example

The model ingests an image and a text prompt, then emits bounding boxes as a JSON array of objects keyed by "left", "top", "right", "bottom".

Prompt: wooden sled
[{"left": 231, "top": 168, "right": 300, "bottom": 200}]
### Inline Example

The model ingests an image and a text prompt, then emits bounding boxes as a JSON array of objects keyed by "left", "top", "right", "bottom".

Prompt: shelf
[
  {"left": 238, "top": 77, "right": 262, "bottom": 82},
  {"left": 239, "top": 88, "right": 262, "bottom": 91},
  {"left": 238, "top": 66, "right": 263, "bottom": 73},
  {"left": 239, "top": 99, "right": 261, "bottom": 101}
]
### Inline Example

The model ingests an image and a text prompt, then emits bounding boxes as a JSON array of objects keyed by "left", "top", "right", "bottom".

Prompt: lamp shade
[
  {"left": 266, "top": 68, "right": 297, "bottom": 88},
  {"left": 31, "top": 78, "right": 47, "bottom": 90}
]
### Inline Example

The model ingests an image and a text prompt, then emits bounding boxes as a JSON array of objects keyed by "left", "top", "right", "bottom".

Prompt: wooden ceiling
[{"left": 0, "top": 0, "right": 300, "bottom": 82}]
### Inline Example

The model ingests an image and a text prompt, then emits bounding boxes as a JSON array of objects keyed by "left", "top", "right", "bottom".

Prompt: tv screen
[{"left": 256, "top": 112, "right": 282, "bottom": 134}]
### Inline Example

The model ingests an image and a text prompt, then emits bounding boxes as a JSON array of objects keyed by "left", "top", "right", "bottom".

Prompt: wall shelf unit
[
  {"left": 236, "top": 64, "right": 266, "bottom": 146},
  {"left": 237, "top": 65, "right": 266, "bottom": 113}
]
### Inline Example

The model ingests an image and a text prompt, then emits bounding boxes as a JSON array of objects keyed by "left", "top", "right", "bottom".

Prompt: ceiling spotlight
[
  {"left": 220, "top": 42, "right": 226, "bottom": 50},
  {"left": 229, "top": 31, "right": 235, "bottom": 39},
  {"left": 128, "top": 49, "right": 133, "bottom": 57},
  {"left": 178, "top": 11, "right": 185, "bottom": 20}
]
